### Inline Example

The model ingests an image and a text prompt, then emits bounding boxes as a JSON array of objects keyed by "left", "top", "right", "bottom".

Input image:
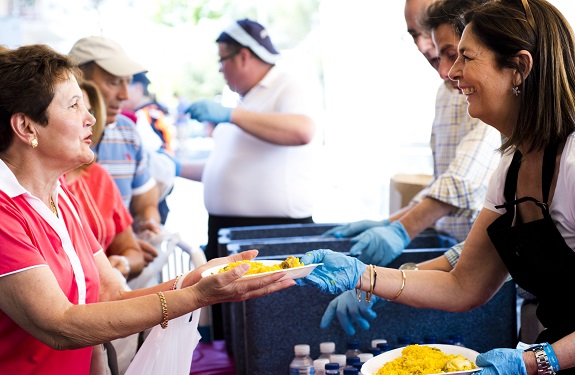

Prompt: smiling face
[
  {"left": 432, "top": 23, "right": 461, "bottom": 90},
  {"left": 448, "top": 25, "right": 519, "bottom": 133},
  {"left": 37, "top": 73, "right": 95, "bottom": 169}
]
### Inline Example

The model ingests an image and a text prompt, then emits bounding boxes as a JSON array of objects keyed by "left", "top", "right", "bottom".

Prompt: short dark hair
[
  {"left": 459, "top": 0, "right": 575, "bottom": 152},
  {"left": 0, "top": 44, "right": 81, "bottom": 152},
  {"left": 420, "top": 0, "right": 489, "bottom": 37}
]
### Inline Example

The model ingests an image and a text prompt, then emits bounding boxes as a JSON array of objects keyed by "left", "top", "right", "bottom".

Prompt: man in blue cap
[{"left": 182, "top": 18, "right": 321, "bottom": 340}]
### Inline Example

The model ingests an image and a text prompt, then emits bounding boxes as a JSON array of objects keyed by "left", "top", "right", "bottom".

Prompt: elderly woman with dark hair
[
  {"left": 297, "top": 1, "right": 575, "bottom": 374},
  {"left": 0, "top": 44, "right": 294, "bottom": 375}
]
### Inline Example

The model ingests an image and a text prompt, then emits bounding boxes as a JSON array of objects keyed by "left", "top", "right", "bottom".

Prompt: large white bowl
[
  {"left": 361, "top": 344, "right": 482, "bottom": 375},
  {"left": 201, "top": 259, "right": 321, "bottom": 281}
]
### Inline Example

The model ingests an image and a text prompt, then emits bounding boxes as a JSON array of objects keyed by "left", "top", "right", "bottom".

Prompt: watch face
[{"left": 399, "top": 262, "right": 418, "bottom": 271}]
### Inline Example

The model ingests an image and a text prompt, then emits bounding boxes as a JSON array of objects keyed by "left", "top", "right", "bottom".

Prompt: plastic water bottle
[
  {"left": 290, "top": 344, "right": 315, "bottom": 375},
  {"left": 318, "top": 342, "right": 336, "bottom": 360},
  {"left": 370, "top": 347, "right": 382, "bottom": 357},
  {"left": 451, "top": 335, "right": 465, "bottom": 347},
  {"left": 329, "top": 354, "right": 347, "bottom": 374},
  {"left": 325, "top": 363, "right": 340, "bottom": 375},
  {"left": 314, "top": 358, "right": 330, "bottom": 375},
  {"left": 346, "top": 356, "right": 360, "bottom": 367},
  {"left": 377, "top": 342, "right": 391, "bottom": 352},
  {"left": 345, "top": 340, "right": 362, "bottom": 359}
]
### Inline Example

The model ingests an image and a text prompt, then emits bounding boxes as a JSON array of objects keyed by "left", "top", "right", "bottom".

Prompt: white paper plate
[
  {"left": 201, "top": 260, "right": 322, "bottom": 281},
  {"left": 361, "top": 344, "right": 482, "bottom": 375}
]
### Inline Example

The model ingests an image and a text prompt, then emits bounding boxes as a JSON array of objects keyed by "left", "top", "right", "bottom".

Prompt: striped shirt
[
  {"left": 94, "top": 115, "right": 156, "bottom": 207},
  {"left": 410, "top": 83, "right": 502, "bottom": 242}
]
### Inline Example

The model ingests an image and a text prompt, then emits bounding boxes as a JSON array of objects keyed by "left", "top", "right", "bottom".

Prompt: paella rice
[
  {"left": 218, "top": 256, "right": 303, "bottom": 275},
  {"left": 376, "top": 344, "right": 476, "bottom": 375}
]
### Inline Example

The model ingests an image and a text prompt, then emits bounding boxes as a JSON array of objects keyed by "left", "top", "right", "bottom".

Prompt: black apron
[{"left": 486, "top": 144, "right": 575, "bottom": 373}]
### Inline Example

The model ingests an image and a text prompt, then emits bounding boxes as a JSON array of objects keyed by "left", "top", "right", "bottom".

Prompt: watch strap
[{"left": 525, "top": 345, "right": 556, "bottom": 375}]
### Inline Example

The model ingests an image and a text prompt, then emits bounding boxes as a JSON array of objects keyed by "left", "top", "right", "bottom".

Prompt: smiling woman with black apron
[{"left": 487, "top": 142, "right": 575, "bottom": 375}]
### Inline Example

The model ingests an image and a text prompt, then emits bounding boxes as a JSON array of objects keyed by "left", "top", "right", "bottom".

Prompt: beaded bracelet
[
  {"left": 388, "top": 270, "right": 406, "bottom": 301},
  {"left": 156, "top": 292, "right": 169, "bottom": 329},
  {"left": 171, "top": 274, "right": 182, "bottom": 290}
]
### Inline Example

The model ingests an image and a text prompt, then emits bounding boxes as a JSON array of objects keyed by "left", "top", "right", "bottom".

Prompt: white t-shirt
[
  {"left": 484, "top": 132, "right": 575, "bottom": 250},
  {"left": 203, "top": 65, "right": 320, "bottom": 217}
]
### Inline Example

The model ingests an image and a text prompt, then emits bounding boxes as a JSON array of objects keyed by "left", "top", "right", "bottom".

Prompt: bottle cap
[
  {"left": 359, "top": 353, "right": 373, "bottom": 362},
  {"left": 343, "top": 367, "right": 359, "bottom": 375},
  {"left": 325, "top": 363, "right": 340, "bottom": 370},
  {"left": 314, "top": 358, "right": 330, "bottom": 370},
  {"left": 320, "top": 341, "right": 336, "bottom": 353},
  {"left": 346, "top": 357, "right": 360, "bottom": 366},
  {"left": 294, "top": 344, "right": 310, "bottom": 356},
  {"left": 371, "top": 339, "right": 387, "bottom": 348},
  {"left": 370, "top": 348, "right": 382, "bottom": 356},
  {"left": 346, "top": 340, "right": 360, "bottom": 350},
  {"left": 329, "top": 354, "right": 347, "bottom": 365},
  {"left": 377, "top": 342, "right": 391, "bottom": 352}
]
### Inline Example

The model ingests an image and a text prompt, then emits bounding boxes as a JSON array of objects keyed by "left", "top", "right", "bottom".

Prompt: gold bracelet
[
  {"left": 171, "top": 274, "right": 182, "bottom": 290},
  {"left": 388, "top": 270, "right": 406, "bottom": 301},
  {"left": 156, "top": 292, "right": 169, "bottom": 329},
  {"left": 355, "top": 272, "right": 363, "bottom": 302},
  {"left": 366, "top": 264, "right": 376, "bottom": 302}
]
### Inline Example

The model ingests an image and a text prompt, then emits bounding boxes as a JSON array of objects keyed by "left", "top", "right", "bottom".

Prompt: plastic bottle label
[{"left": 290, "top": 368, "right": 316, "bottom": 375}]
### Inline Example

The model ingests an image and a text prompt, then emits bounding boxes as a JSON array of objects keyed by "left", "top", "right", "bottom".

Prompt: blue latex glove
[
  {"left": 476, "top": 348, "right": 527, "bottom": 375},
  {"left": 185, "top": 99, "right": 232, "bottom": 125},
  {"left": 320, "top": 289, "right": 382, "bottom": 335},
  {"left": 350, "top": 221, "right": 410, "bottom": 266},
  {"left": 295, "top": 249, "right": 366, "bottom": 294},
  {"left": 323, "top": 219, "right": 390, "bottom": 238}
]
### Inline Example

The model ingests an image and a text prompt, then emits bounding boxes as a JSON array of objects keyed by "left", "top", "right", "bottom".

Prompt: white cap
[
  {"left": 294, "top": 344, "right": 310, "bottom": 356},
  {"left": 320, "top": 341, "right": 336, "bottom": 354},
  {"left": 69, "top": 36, "right": 147, "bottom": 77},
  {"left": 359, "top": 353, "right": 374, "bottom": 362},
  {"left": 371, "top": 339, "right": 387, "bottom": 348},
  {"left": 314, "top": 358, "right": 330, "bottom": 370},
  {"left": 329, "top": 354, "right": 347, "bottom": 365}
]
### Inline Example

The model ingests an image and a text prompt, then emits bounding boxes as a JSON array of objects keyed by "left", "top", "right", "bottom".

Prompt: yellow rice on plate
[
  {"left": 218, "top": 256, "right": 303, "bottom": 275},
  {"left": 376, "top": 344, "right": 476, "bottom": 375}
]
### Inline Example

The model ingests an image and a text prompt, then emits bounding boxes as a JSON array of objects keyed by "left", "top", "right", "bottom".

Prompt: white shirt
[{"left": 203, "top": 65, "right": 320, "bottom": 217}]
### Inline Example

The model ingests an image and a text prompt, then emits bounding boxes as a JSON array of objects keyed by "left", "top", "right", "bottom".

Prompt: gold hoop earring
[{"left": 30, "top": 138, "right": 38, "bottom": 148}]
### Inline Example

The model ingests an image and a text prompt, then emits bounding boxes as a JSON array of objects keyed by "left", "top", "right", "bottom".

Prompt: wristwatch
[
  {"left": 525, "top": 345, "right": 556, "bottom": 375},
  {"left": 399, "top": 262, "right": 419, "bottom": 271}
]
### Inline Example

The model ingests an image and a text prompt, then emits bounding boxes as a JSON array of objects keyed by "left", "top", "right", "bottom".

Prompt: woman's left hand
[
  {"left": 180, "top": 249, "right": 261, "bottom": 288},
  {"left": 295, "top": 249, "right": 366, "bottom": 294}
]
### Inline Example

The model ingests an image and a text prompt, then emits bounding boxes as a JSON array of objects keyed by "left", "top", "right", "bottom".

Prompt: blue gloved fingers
[
  {"left": 296, "top": 250, "right": 367, "bottom": 294},
  {"left": 185, "top": 99, "right": 231, "bottom": 124},
  {"left": 349, "top": 235, "right": 370, "bottom": 257},
  {"left": 336, "top": 303, "right": 359, "bottom": 335},
  {"left": 475, "top": 349, "right": 528, "bottom": 375},
  {"left": 324, "top": 220, "right": 391, "bottom": 238},
  {"left": 320, "top": 298, "right": 339, "bottom": 329}
]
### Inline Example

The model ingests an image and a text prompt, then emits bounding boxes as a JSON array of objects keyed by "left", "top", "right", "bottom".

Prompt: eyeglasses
[
  {"left": 521, "top": 0, "right": 536, "bottom": 30},
  {"left": 218, "top": 51, "right": 239, "bottom": 67}
]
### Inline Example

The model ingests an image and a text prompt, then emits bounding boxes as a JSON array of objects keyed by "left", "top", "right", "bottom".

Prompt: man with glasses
[
  {"left": 320, "top": 0, "right": 503, "bottom": 336},
  {"left": 182, "top": 18, "right": 320, "bottom": 340}
]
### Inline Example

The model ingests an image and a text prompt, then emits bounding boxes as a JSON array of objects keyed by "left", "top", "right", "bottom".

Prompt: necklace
[{"left": 50, "top": 197, "right": 58, "bottom": 218}]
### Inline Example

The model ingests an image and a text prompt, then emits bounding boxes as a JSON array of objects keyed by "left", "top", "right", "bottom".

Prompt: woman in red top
[{"left": 0, "top": 44, "right": 294, "bottom": 375}]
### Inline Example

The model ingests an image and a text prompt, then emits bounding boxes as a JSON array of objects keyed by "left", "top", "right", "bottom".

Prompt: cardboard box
[{"left": 389, "top": 173, "right": 433, "bottom": 213}]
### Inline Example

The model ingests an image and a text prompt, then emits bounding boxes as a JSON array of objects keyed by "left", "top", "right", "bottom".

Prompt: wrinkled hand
[
  {"left": 181, "top": 249, "right": 259, "bottom": 287},
  {"left": 323, "top": 220, "right": 390, "bottom": 238},
  {"left": 350, "top": 221, "right": 410, "bottom": 266},
  {"left": 136, "top": 239, "right": 159, "bottom": 266},
  {"left": 295, "top": 249, "right": 366, "bottom": 294},
  {"left": 476, "top": 348, "right": 527, "bottom": 375},
  {"left": 185, "top": 99, "right": 232, "bottom": 125},
  {"left": 186, "top": 250, "right": 295, "bottom": 303},
  {"left": 321, "top": 289, "right": 381, "bottom": 335}
]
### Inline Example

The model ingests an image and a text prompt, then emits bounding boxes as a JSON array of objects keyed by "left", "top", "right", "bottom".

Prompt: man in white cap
[
  {"left": 181, "top": 18, "right": 321, "bottom": 340},
  {"left": 69, "top": 36, "right": 161, "bottom": 260}
]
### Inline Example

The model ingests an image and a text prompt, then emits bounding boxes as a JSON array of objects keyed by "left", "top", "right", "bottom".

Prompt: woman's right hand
[{"left": 295, "top": 249, "right": 366, "bottom": 294}]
